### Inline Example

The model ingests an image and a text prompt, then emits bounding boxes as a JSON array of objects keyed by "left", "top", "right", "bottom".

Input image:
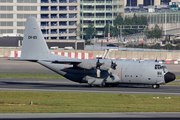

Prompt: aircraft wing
[{"left": 41, "top": 59, "right": 83, "bottom": 64}]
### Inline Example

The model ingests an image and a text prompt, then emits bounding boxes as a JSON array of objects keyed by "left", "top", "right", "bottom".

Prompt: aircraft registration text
[{"left": 28, "top": 36, "right": 37, "bottom": 39}]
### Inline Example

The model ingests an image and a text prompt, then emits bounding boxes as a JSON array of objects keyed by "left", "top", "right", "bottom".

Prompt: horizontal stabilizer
[{"left": 9, "top": 58, "right": 37, "bottom": 62}]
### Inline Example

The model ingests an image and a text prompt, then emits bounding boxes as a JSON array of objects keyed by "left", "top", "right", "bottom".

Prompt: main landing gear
[
  {"left": 89, "top": 83, "right": 118, "bottom": 87},
  {"left": 152, "top": 84, "right": 160, "bottom": 89}
]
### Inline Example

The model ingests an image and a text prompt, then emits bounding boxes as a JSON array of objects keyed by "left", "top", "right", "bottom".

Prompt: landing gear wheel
[
  {"left": 99, "top": 83, "right": 105, "bottom": 87},
  {"left": 152, "top": 84, "right": 160, "bottom": 89},
  {"left": 89, "top": 84, "right": 94, "bottom": 87},
  {"left": 111, "top": 84, "right": 118, "bottom": 87},
  {"left": 105, "top": 83, "right": 110, "bottom": 87}
]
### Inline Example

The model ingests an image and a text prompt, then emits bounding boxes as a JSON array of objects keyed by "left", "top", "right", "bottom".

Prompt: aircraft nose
[{"left": 164, "top": 72, "right": 176, "bottom": 83}]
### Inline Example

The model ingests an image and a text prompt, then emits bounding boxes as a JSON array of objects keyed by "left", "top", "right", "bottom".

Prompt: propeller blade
[
  {"left": 96, "top": 59, "right": 103, "bottom": 69},
  {"left": 97, "top": 69, "right": 101, "bottom": 78},
  {"left": 111, "top": 60, "right": 117, "bottom": 70}
]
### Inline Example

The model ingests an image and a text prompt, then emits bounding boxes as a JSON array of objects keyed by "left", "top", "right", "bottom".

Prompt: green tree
[
  {"left": 139, "top": 15, "right": 148, "bottom": 26},
  {"left": 76, "top": 23, "right": 83, "bottom": 39},
  {"left": 132, "top": 13, "right": 139, "bottom": 25},
  {"left": 104, "top": 23, "right": 115, "bottom": 37},
  {"left": 105, "top": 14, "right": 149, "bottom": 37},
  {"left": 84, "top": 24, "right": 97, "bottom": 40},
  {"left": 151, "top": 43, "right": 161, "bottom": 49},
  {"left": 164, "top": 43, "right": 173, "bottom": 50},
  {"left": 145, "top": 24, "right": 162, "bottom": 39},
  {"left": 123, "top": 17, "right": 134, "bottom": 35},
  {"left": 114, "top": 15, "right": 124, "bottom": 27},
  {"left": 124, "top": 14, "right": 148, "bottom": 35},
  {"left": 113, "top": 15, "right": 124, "bottom": 36},
  {"left": 153, "top": 24, "right": 162, "bottom": 39}
]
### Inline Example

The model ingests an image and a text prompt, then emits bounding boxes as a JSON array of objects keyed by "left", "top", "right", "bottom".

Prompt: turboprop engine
[
  {"left": 76, "top": 60, "right": 111, "bottom": 71},
  {"left": 77, "top": 59, "right": 118, "bottom": 78}
]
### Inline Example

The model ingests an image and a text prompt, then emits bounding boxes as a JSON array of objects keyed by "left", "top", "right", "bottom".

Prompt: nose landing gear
[{"left": 152, "top": 84, "right": 160, "bottom": 89}]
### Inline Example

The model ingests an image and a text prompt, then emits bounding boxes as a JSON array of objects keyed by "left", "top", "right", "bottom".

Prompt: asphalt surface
[
  {"left": 0, "top": 78, "right": 180, "bottom": 95},
  {"left": 0, "top": 58, "right": 54, "bottom": 74},
  {"left": 0, "top": 113, "right": 180, "bottom": 120}
]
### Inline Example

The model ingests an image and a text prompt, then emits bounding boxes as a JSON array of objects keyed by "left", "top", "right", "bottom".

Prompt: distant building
[
  {"left": 0, "top": 0, "right": 79, "bottom": 40},
  {"left": 124, "top": 0, "right": 172, "bottom": 7},
  {"left": 0, "top": 0, "right": 125, "bottom": 40},
  {"left": 80, "top": 0, "right": 124, "bottom": 38}
]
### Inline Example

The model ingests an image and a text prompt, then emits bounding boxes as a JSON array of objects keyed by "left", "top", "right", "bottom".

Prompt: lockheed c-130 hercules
[{"left": 14, "top": 16, "right": 176, "bottom": 89}]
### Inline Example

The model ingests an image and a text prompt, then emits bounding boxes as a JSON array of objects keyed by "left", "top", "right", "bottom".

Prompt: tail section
[{"left": 21, "top": 16, "right": 51, "bottom": 60}]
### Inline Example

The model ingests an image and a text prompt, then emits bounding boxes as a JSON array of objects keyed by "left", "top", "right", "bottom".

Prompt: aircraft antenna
[{"left": 155, "top": 57, "right": 157, "bottom": 62}]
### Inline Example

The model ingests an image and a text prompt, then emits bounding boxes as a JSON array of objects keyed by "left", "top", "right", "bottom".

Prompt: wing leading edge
[{"left": 41, "top": 59, "right": 83, "bottom": 64}]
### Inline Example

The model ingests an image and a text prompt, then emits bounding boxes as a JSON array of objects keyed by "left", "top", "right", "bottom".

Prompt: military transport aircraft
[{"left": 15, "top": 16, "right": 176, "bottom": 89}]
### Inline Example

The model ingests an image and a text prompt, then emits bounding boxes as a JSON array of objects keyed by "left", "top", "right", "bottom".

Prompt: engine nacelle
[
  {"left": 99, "top": 62, "right": 111, "bottom": 71},
  {"left": 88, "top": 78, "right": 104, "bottom": 86},
  {"left": 105, "top": 75, "right": 121, "bottom": 83},
  {"left": 77, "top": 61, "right": 111, "bottom": 70},
  {"left": 77, "top": 61, "right": 95, "bottom": 69}
]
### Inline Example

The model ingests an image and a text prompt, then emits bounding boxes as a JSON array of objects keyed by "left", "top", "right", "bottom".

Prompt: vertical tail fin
[{"left": 21, "top": 16, "right": 51, "bottom": 60}]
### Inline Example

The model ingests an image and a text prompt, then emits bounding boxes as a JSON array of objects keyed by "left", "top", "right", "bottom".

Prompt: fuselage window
[
  {"left": 157, "top": 71, "right": 162, "bottom": 75},
  {"left": 125, "top": 75, "right": 129, "bottom": 77}
]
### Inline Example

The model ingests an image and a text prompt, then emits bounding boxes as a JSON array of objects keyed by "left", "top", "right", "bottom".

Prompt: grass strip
[
  {"left": 0, "top": 73, "right": 65, "bottom": 79},
  {"left": 0, "top": 91, "right": 180, "bottom": 113},
  {"left": 166, "top": 82, "right": 180, "bottom": 85}
]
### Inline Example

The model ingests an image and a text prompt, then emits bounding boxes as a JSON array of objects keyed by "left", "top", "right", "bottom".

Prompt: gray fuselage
[{"left": 38, "top": 60, "right": 173, "bottom": 86}]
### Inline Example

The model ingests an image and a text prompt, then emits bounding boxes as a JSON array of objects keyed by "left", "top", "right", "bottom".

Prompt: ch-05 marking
[{"left": 28, "top": 36, "right": 37, "bottom": 39}]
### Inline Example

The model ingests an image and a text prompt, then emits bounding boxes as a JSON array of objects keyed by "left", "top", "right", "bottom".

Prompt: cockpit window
[
  {"left": 162, "top": 66, "right": 168, "bottom": 73},
  {"left": 155, "top": 64, "right": 168, "bottom": 73},
  {"left": 155, "top": 65, "right": 162, "bottom": 69}
]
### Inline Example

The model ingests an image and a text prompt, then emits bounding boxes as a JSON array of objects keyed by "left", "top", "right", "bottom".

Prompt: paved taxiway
[
  {"left": 0, "top": 113, "right": 180, "bottom": 119},
  {"left": 0, "top": 78, "right": 180, "bottom": 95}
]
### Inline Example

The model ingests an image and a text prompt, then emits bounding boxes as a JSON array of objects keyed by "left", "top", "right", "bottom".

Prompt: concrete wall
[
  {"left": 109, "top": 51, "right": 180, "bottom": 60},
  {"left": 1, "top": 47, "right": 180, "bottom": 60}
]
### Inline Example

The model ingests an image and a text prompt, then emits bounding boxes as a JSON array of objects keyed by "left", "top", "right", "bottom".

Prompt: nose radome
[{"left": 164, "top": 72, "right": 176, "bottom": 83}]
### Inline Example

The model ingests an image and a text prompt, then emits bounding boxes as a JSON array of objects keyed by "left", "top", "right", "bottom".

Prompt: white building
[{"left": 0, "top": 0, "right": 80, "bottom": 40}]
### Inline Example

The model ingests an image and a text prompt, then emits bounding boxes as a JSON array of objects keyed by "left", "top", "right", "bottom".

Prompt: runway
[
  {"left": 0, "top": 113, "right": 180, "bottom": 120},
  {"left": 0, "top": 78, "right": 180, "bottom": 95}
]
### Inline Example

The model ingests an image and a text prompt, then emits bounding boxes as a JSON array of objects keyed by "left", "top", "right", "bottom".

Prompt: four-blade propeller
[
  {"left": 95, "top": 59, "right": 117, "bottom": 77},
  {"left": 96, "top": 59, "right": 103, "bottom": 77}
]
